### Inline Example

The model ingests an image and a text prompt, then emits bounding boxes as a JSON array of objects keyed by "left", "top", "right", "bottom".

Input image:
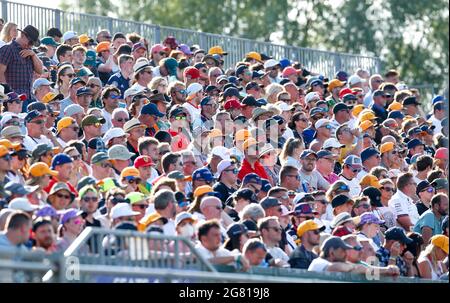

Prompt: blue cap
[
  {"left": 317, "top": 150, "right": 336, "bottom": 159},
  {"left": 407, "top": 138, "right": 424, "bottom": 150},
  {"left": 192, "top": 167, "right": 214, "bottom": 182},
  {"left": 300, "top": 149, "right": 318, "bottom": 159},
  {"left": 279, "top": 58, "right": 291, "bottom": 69},
  {"left": 432, "top": 95, "right": 444, "bottom": 104},
  {"left": 69, "top": 77, "right": 86, "bottom": 86},
  {"left": 335, "top": 71, "right": 348, "bottom": 82},
  {"left": 76, "top": 87, "right": 93, "bottom": 96},
  {"left": 223, "top": 87, "right": 240, "bottom": 98},
  {"left": 331, "top": 194, "right": 353, "bottom": 208},
  {"left": 27, "top": 101, "right": 46, "bottom": 112},
  {"left": 361, "top": 147, "right": 380, "bottom": 163},
  {"left": 260, "top": 197, "right": 281, "bottom": 210},
  {"left": 228, "top": 76, "right": 239, "bottom": 85},
  {"left": 24, "top": 110, "right": 44, "bottom": 123},
  {"left": 235, "top": 65, "right": 248, "bottom": 76},
  {"left": 294, "top": 202, "right": 318, "bottom": 215},
  {"left": 242, "top": 173, "right": 262, "bottom": 185},
  {"left": 387, "top": 110, "right": 404, "bottom": 119},
  {"left": 200, "top": 96, "right": 212, "bottom": 106},
  {"left": 385, "top": 227, "right": 413, "bottom": 244},
  {"left": 260, "top": 179, "right": 272, "bottom": 192},
  {"left": 51, "top": 153, "right": 73, "bottom": 169},
  {"left": 140, "top": 103, "right": 164, "bottom": 117},
  {"left": 310, "top": 79, "right": 323, "bottom": 87}
]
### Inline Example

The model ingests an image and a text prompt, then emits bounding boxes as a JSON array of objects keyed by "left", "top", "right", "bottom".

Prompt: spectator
[
  {"left": 388, "top": 172, "right": 420, "bottom": 230},
  {"left": 0, "top": 211, "right": 31, "bottom": 250},
  {"left": 56, "top": 208, "right": 84, "bottom": 252},
  {"left": 31, "top": 218, "right": 56, "bottom": 253},
  {"left": 414, "top": 193, "right": 448, "bottom": 244},
  {"left": 417, "top": 235, "right": 448, "bottom": 280},
  {"left": 258, "top": 216, "right": 290, "bottom": 267},
  {"left": 289, "top": 220, "right": 324, "bottom": 269}
]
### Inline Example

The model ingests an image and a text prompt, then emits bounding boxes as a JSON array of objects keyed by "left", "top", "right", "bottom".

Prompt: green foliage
[{"left": 62, "top": 0, "right": 449, "bottom": 93}]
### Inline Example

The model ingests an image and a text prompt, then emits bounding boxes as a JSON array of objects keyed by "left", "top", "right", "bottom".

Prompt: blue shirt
[
  {"left": 107, "top": 72, "right": 130, "bottom": 98},
  {"left": 413, "top": 209, "right": 443, "bottom": 235},
  {"left": 59, "top": 96, "right": 74, "bottom": 118}
]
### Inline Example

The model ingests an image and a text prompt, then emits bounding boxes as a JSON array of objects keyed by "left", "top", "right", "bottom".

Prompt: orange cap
[
  {"left": 28, "top": 162, "right": 59, "bottom": 177},
  {"left": 120, "top": 167, "right": 141, "bottom": 179},
  {"left": 96, "top": 41, "right": 110, "bottom": 53}
]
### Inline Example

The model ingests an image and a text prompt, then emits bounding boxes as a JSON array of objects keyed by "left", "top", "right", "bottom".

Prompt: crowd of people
[{"left": 0, "top": 21, "right": 448, "bottom": 281}]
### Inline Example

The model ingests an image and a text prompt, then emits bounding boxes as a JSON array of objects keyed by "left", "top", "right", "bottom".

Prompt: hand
[
  {"left": 403, "top": 251, "right": 415, "bottom": 266},
  {"left": 42, "top": 128, "right": 55, "bottom": 140},
  {"left": 390, "top": 241, "right": 401, "bottom": 257},
  {"left": 20, "top": 49, "right": 35, "bottom": 58},
  {"left": 351, "top": 128, "right": 361, "bottom": 138},
  {"left": 239, "top": 255, "right": 250, "bottom": 272},
  {"left": 387, "top": 265, "right": 400, "bottom": 276}
]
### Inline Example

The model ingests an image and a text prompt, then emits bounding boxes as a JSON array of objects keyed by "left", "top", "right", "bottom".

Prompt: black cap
[
  {"left": 226, "top": 223, "right": 248, "bottom": 238},
  {"left": 223, "top": 87, "right": 240, "bottom": 98},
  {"left": 19, "top": 25, "right": 40, "bottom": 46},
  {"left": 332, "top": 102, "right": 349, "bottom": 114},
  {"left": 402, "top": 96, "right": 420, "bottom": 106},
  {"left": 385, "top": 227, "right": 413, "bottom": 245},
  {"left": 362, "top": 186, "right": 383, "bottom": 208},
  {"left": 242, "top": 219, "right": 258, "bottom": 232},
  {"left": 416, "top": 180, "right": 432, "bottom": 196},
  {"left": 241, "top": 95, "right": 262, "bottom": 107},
  {"left": 234, "top": 188, "right": 258, "bottom": 203},
  {"left": 331, "top": 194, "right": 353, "bottom": 208},
  {"left": 260, "top": 197, "right": 281, "bottom": 210}
]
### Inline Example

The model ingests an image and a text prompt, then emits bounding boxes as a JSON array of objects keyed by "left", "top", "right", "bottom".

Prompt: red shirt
[
  {"left": 238, "top": 158, "right": 269, "bottom": 181},
  {"left": 43, "top": 177, "right": 78, "bottom": 196}
]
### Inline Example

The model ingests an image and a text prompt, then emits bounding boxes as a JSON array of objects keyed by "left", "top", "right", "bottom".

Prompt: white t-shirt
[
  {"left": 23, "top": 135, "right": 53, "bottom": 152},
  {"left": 182, "top": 101, "right": 201, "bottom": 123},
  {"left": 162, "top": 219, "right": 176, "bottom": 236},
  {"left": 194, "top": 242, "right": 233, "bottom": 263},
  {"left": 266, "top": 245, "right": 290, "bottom": 266},
  {"left": 375, "top": 206, "right": 397, "bottom": 229},
  {"left": 308, "top": 257, "right": 332, "bottom": 272},
  {"left": 356, "top": 169, "right": 368, "bottom": 181},
  {"left": 56, "top": 137, "right": 68, "bottom": 149},
  {"left": 101, "top": 109, "right": 113, "bottom": 134},
  {"left": 339, "top": 175, "right": 362, "bottom": 198},
  {"left": 428, "top": 115, "right": 442, "bottom": 135},
  {"left": 388, "top": 190, "right": 420, "bottom": 227}
]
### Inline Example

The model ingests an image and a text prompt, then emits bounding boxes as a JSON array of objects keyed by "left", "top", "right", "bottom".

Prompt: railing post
[
  {"left": 154, "top": 25, "right": 161, "bottom": 44},
  {"left": 54, "top": 9, "right": 61, "bottom": 29},
  {"left": 1, "top": 0, "right": 8, "bottom": 21},
  {"left": 107, "top": 17, "right": 113, "bottom": 33}
]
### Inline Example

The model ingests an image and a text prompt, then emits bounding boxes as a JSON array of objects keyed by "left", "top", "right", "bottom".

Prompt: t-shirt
[
  {"left": 413, "top": 209, "right": 443, "bottom": 236},
  {"left": 308, "top": 257, "right": 332, "bottom": 272},
  {"left": 289, "top": 244, "right": 318, "bottom": 269},
  {"left": 194, "top": 242, "right": 233, "bottom": 264},
  {"left": 416, "top": 201, "right": 430, "bottom": 216},
  {"left": 107, "top": 72, "right": 130, "bottom": 97},
  {"left": 213, "top": 181, "right": 236, "bottom": 204},
  {"left": 376, "top": 206, "right": 397, "bottom": 229},
  {"left": 23, "top": 135, "right": 53, "bottom": 152},
  {"left": 388, "top": 190, "right": 420, "bottom": 226},
  {"left": 266, "top": 246, "right": 290, "bottom": 266},
  {"left": 299, "top": 169, "right": 330, "bottom": 191},
  {"left": 339, "top": 175, "right": 361, "bottom": 198},
  {"left": 0, "top": 233, "right": 27, "bottom": 251}
]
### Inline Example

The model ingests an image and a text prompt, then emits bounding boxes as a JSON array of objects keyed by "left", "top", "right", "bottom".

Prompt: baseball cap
[
  {"left": 69, "top": 77, "right": 86, "bottom": 87},
  {"left": 362, "top": 186, "right": 383, "bottom": 207},
  {"left": 347, "top": 75, "right": 365, "bottom": 86},
  {"left": 294, "top": 203, "right": 318, "bottom": 216},
  {"left": 59, "top": 208, "right": 83, "bottom": 225},
  {"left": 108, "top": 144, "right": 134, "bottom": 161},
  {"left": 416, "top": 180, "right": 432, "bottom": 196},
  {"left": 167, "top": 171, "right": 188, "bottom": 180},
  {"left": 175, "top": 212, "right": 196, "bottom": 227},
  {"left": 343, "top": 155, "right": 362, "bottom": 168},
  {"left": 42, "top": 92, "right": 64, "bottom": 104},
  {"left": 214, "top": 159, "right": 234, "bottom": 179},
  {"left": 28, "top": 162, "right": 58, "bottom": 178},
  {"left": 388, "top": 101, "right": 403, "bottom": 112},
  {"left": 316, "top": 150, "right": 337, "bottom": 159},
  {"left": 77, "top": 178, "right": 97, "bottom": 193},
  {"left": 321, "top": 236, "right": 354, "bottom": 253},
  {"left": 323, "top": 138, "right": 345, "bottom": 149},
  {"left": 224, "top": 99, "right": 242, "bottom": 110},
  {"left": 102, "top": 128, "right": 127, "bottom": 144},
  {"left": 5, "top": 182, "right": 39, "bottom": 196},
  {"left": 120, "top": 167, "right": 141, "bottom": 180},
  {"left": 282, "top": 67, "right": 299, "bottom": 78},
  {"left": 226, "top": 223, "right": 248, "bottom": 238},
  {"left": 90, "top": 152, "right": 110, "bottom": 165},
  {"left": 431, "top": 178, "right": 448, "bottom": 190},
  {"left": 193, "top": 185, "right": 214, "bottom": 198},
  {"left": 384, "top": 227, "right": 413, "bottom": 245},
  {"left": 328, "top": 79, "right": 346, "bottom": 92},
  {"left": 361, "top": 147, "right": 380, "bottom": 163},
  {"left": 134, "top": 155, "right": 154, "bottom": 168},
  {"left": 242, "top": 173, "right": 262, "bottom": 185},
  {"left": 407, "top": 138, "right": 424, "bottom": 150},
  {"left": 24, "top": 110, "right": 44, "bottom": 124},
  {"left": 332, "top": 103, "right": 349, "bottom": 115},
  {"left": 211, "top": 146, "right": 231, "bottom": 160},
  {"left": 140, "top": 103, "right": 164, "bottom": 117},
  {"left": 208, "top": 46, "right": 227, "bottom": 55},
  {"left": 314, "top": 119, "right": 331, "bottom": 129},
  {"left": 56, "top": 117, "right": 76, "bottom": 134},
  {"left": 358, "top": 212, "right": 385, "bottom": 227},
  {"left": 241, "top": 95, "right": 262, "bottom": 107},
  {"left": 81, "top": 115, "right": 105, "bottom": 128},
  {"left": 1, "top": 126, "right": 23, "bottom": 139},
  {"left": 331, "top": 194, "right": 354, "bottom": 208},
  {"left": 233, "top": 188, "right": 258, "bottom": 204},
  {"left": 32, "top": 78, "right": 53, "bottom": 93},
  {"left": 335, "top": 71, "right": 349, "bottom": 82},
  {"left": 402, "top": 96, "right": 420, "bottom": 106},
  {"left": 297, "top": 220, "right": 325, "bottom": 238},
  {"left": 50, "top": 153, "right": 73, "bottom": 169},
  {"left": 260, "top": 197, "right": 281, "bottom": 210},
  {"left": 263, "top": 59, "right": 279, "bottom": 69},
  {"left": 380, "top": 142, "right": 395, "bottom": 154},
  {"left": 223, "top": 87, "right": 240, "bottom": 99},
  {"left": 431, "top": 235, "right": 449, "bottom": 254},
  {"left": 184, "top": 66, "right": 200, "bottom": 79},
  {"left": 305, "top": 92, "right": 320, "bottom": 104},
  {"left": 64, "top": 104, "right": 84, "bottom": 117},
  {"left": 111, "top": 203, "right": 140, "bottom": 219},
  {"left": 300, "top": 149, "right": 318, "bottom": 160},
  {"left": 435, "top": 148, "right": 448, "bottom": 160},
  {"left": 330, "top": 212, "right": 356, "bottom": 229},
  {"left": 192, "top": 167, "right": 214, "bottom": 182}
]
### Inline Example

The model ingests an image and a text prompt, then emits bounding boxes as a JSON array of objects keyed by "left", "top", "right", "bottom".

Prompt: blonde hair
[
  {"left": 265, "top": 83, "right": 285, "bottom": 103},
  {"left": 419, "top": 243, "right": 441, "bottom": 274},
  {"left": 0, "top": 22, "right": 17, "bottom": 43},
  {"left": 279, "top": 137, "right": 303, "bottom": 165},
  {"left": 148, "top": 76, "right": 167, "bottom": 91}
]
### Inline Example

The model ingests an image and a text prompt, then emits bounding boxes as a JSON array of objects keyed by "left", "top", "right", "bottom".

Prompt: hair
[
  {"left": 369, "top": 166, "right": 388, "bottom": 180},
  {"left": 268, "top": 186, "right": 288, "bottom": 197},
  {"left": 56, "top": 44, "right": 73, "bottom": 62},
  {"left": 72, "top": 45, "right": 87, "bottom": 54},
  {"left": 342, "top": 234, "right": 358, "bottom": 246},
  {"left": 105, "top": 188, "right": 126, "bottom": 201},
  {"left": 419, "top": 242, "right": 443, "bottom": 273},
  {"left": 266, "top": 83, "right": 285, "bottom": 103},
  {"left": 431, "top": 193, "right": 448, "bottom": 209},
  {"left": 154, "top": 131, "right": 172, "bottom": 144},
  {"left": 427, "top": 169, "right": 444, "bottom": 183},
  {"left": 56, "top": 64, "right": 73, "bottom": 87},
  {"left": 149, "top": 77, "right": 167, "bottom": 92},
  {"left": 101, "top": 85, "right": 121, "bottom": 100},
  {"left": 126, "top": 32, "right": 141, "bottom": 44},
  {"left": 396, "top": 172, "right": 413, "bottom": 191},
  {"left": 0, "top": 22, "right": 17, "bottom": 43},
  {"left": 257, "top": 216, "right": 279, "bottom": 233},
  {"left": 279, "top": 138, "right": 303, "bottom": 165},
  {"left": 151, "top": 177, "right": 177, "bottom": 195},
  {"left": 197, "top": 219, "right": 221, "bottom": 241},
  {"left": 243, "top": 238, "right": 266, "bottom": 254},
  {"left": 112, "top": 107, "right": 129, "bottom": 120},
  {"left": 240, "top": 204, "right": 266, "bottom": 223},
  {"left": 138, "top": 137, "right": 159, "bottom": 154},
  {"left": 379, "top": 178, "right": 394, "bottom": 187},
  {"left": 168, "top": 81, "right": 185, "bottom": 95},
  {"left": 153, "top": 189, "right": 175, "bottom": 210},
  {"left": 279, "top": 165, "right": 298, "bottom": 184},
  {"left": 326, "top": 180, "right": 349, "bottom": 202},
  {"left": 416, "top": 155, "right": 434, "bottom": 172},
  {"left": 393, "top": 90, "right": 412, "bottom": 103},
  {"left": 112, "top": 32, "right": 126, "bottom": 41},
  {"left": 405, "top": 232, "right": 424, "bottom": 258},
  {"left": 6, "top": 211, "right": 31, "bottom": 231},
  {"left": 288, "top": 111, "right": 306, "bottom": 129},
  {"left": 32, "top": 218, "right": 52, "bottom": 233},
  {"left": 336, "top": 123, "right": 350, "bottom": 140},
  {"left": 161, "top": 152, "right": 181, "bottom": 174},
  {"left": 67, "top": 140, "right": 85, "bottom": 157},
  {"left": 352, "top": 197, "right": 370, "bottom": 218},
  {"left": 46, "top": 27, "right": 62, "bottom": 38},
  {"left": 118, "top": 54, "right": 133, "bottom": 66}
]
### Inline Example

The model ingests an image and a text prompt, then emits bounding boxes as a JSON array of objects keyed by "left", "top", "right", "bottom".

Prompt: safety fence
[{"left": 0, "top": 0, "right": 381, "bottom": 77}]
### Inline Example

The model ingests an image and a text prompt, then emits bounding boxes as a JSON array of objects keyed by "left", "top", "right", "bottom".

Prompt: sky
[{"left": 13, "top": 0, "right": 61, "bottom": 9}]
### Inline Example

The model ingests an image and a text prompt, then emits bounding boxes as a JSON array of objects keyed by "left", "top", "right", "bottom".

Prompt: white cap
[
  {"left": 275, "top": 101, "right": 291, "bottom": 112},
  {"left": 214, "top": 159, "right": 233, "bottom": 179},
  {"left": 0, "top": 113, "right": 20, "bottom": 128},
  {"left": 123, "top": 86, "right": 143, "bottom": 99},
  {"left": 305, "top": 92, "right": 320, "bottom": 103},
  {"left": 264, "top": 59, "right": 279, "bottom": 69},
  {"left": 133, "top": 58, "right": 151, "bottom": 73},
  {"left": 347, "top": 74, "right": 366, "bottom": 86},
  {"left": 64, "top": 104, "right": 85, "bottom": 116},
  {"left": 211, "top": 146, "right": 231, "bottom": 160},
  {"left": 175, "top": 211, "right": 195, "bottom": 226},
  {"left": 280, "top": 205, "right": 292, "bottom": 217},
  {"left": 323, "top": 138, "right": 345, "bottom": 149},
  {"left": 396, "top": 83, "right": 408, "bottom": 91},
  {"left": 314, "top": 118, "right": 331, "bottom": 129},
  {"left": 8, "top": 198, "right": 39, "bottom": 212},
  {"left": 186, "top": 83, "right": 203, "bottom": 97},
  {"left": 63, "top": 31, "right": 78, "bottom": 41},
  {"left": 293, "top": 193, "right": 307, "bottom": 205},
  {"left": 103, "top": 127, "right": 127, "bottom": 144},
  {"left": 200, "top": 196, "right": 222, "bottom": 210},
  {"left": 110, "top": 203, "right": 140, "bottom": 219}
]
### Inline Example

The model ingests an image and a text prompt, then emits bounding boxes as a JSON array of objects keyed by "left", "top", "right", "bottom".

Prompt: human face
[
  {"left": 285, "top": 172, "right": 301, "bottom": 189},
  {"left": 51, "top": 190, "right": 72, "bottom": 210},
  {"left": 132, "top": 202, "right": 148, "bottom": 221},
  {"left": 246, "top": 247, "right": 267, "bottom": 266},
  {"left": 6, "top": 98, "right": 23, "bottom": 113},
  {"left": 266, "top": 222, "right": 283, "bottom": 242},
  {"left": 128, "top": 126, "right": 145, "bottom": 142},
  {"left": 331, "top": 247, "right": 347, "bottom": 262},
  {"left": 380, "top": 184, "right": 395, "bottom": 201},
  {"left": 437, "top": 196, "right": 449, "bottom": 216},
  {"left": 300, "top": 155, "right": 317, "bottom": 172},
  {"left": 73, "top": 50, "right": 86, "bottom": 66},
  {"left": 112, "top": 112, "right": 129, "bottom": 128},
  {"left": 203, "top": 227, "right": 222, "bottom": 251},
  {"left": 182, "top": 156, "right": 197, "bottom": 175},
  {"left": 305, "top": 229, "right": 321, "bottom": 246},
  {"left": 34, "top": 223, "right": 54, "bottom": 249},
  {"left": 172, "top": 158, "right": 184, "bottom": 172},
  {"left": 138, "top": 165, "right": 152, "bottom": 181},
  {"left": 354, "top": 202, "right": 371, "bottom": 216},
  {"left": 0, "top": 154, "right": 12, "bottom": 171},
  {"left": 80, "top": 192, "right": 99, "bottom": 214},
  {"left": 65, "top": 216, "right": 84, "bottom": 236},
  {"left": 247, "top": 182, "right": 262, "bottom": 195}
]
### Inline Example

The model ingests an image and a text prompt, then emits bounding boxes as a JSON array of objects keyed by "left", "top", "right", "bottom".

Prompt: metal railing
[{"left": 0, "top": 0, "right": 381, "bottom": 76}]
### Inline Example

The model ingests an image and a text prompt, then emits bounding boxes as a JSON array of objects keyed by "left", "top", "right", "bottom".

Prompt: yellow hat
[
  {"left": 380, "top": 142, "right": 395, "bottom": 154},
  {"left": 120, "top": 167, "right": 141, "bottom": 179},
  {"left": 0, "top": 145, "right": 10, "bottom": 157},
  {"left": 139, "top": 212, "right": 168, "bottom": 228},
  {"left": 245, "top": 52, "right": 262, "bottom": 62},
  {"left": 359, "top": 174, "right": 381, "bottom": 189},
  {"left": 79, "top": 34, "right": 90, "bottom": 44},
  {"left": 352, "top": 104, "right": 365, "bottom": 117},
  {"left": 57, "top": 117, "right": 76, "bottom": 133},
  {"left": 208, "top": 128, "right": 223, "bottom": 138},
  {"left": 0, "top": 139, "right": 21, "bottom": 151},
  {"left": 28, "top": 162, "right": 58, "bottom": 177},
  {"left": 328, "top": 79, "right": 346, "bottom": 92},
  {"left": 42, "top": 92, "right": 63, "bottom": 104},
  {"left": 243, "top": 137, "right": 258, "bottom": 151},
  {"left": 193, "top": 185, "right": 213, "bottom": 198},
  {"left": 360, "top": 120, "right": 375, "bottom": 131},
  {"left": 208, "top": 46, "right": 228, "bottom": 55},
  {"left": 431, "top": 235, "right": 449, "bottom": 254},
  {"left": 388, "top": 101, "right": 403, "bottom": 111},
  {"left": 359, "top": 110, "right": 376, "bottom": 122},
  {"left": 235, "top": 129, "right": 250, "bottom": 141},
  {"left": 297, "top": 220, "right": 324, "bottom": 238}
]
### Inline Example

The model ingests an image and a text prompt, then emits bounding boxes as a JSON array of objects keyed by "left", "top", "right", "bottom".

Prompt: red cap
[
  {"left": 435, "top": 147, "right": 448, "bottom": 160},
  {"left": 224, "top": 98, "right": 242, "bottom": 110},
  {"left": 282, "top": 67, "right": 299, "bottom": 78},
  {"left": 19, "top": 94, "right": 27, "bottom": 101},
  {"left": 134, "top": 155, "right": 154, "bottom": 168},
  {"left": 183, "top": 67, "right": 200, "bottom": 79},
  {"left": 338, "top": 88, "right": 357, "bottom": 99}
]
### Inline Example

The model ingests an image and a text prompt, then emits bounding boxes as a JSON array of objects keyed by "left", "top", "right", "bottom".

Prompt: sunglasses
[
  {"left": 7, "top": 99, "right": 22, "bottom": 104},
  {"left": 73, "top": 218, "right": 83, "bottom": 225},
  {"left": 352, "top": 245, "right": 363, "bottom": 251},
  {"left": 268, "top": 226, "right": 282, "bottom": 232},
  {"left": 31, "top": 120, "right": 46, "bottom": 125},
  {"left": 115, "top": 118, "right": 129, "bottom": 123},
  {"left": 178, "top": 201, "right": 190, "bottom": 208},
  {"left": 110, "top": 94, "right": 121, "bottom": 99},
  {"left": 134, "top": 204, "right": 147, "bottom": 210},
  {"left": 56, "top": 193, "right": 71, "bottom": 199},
  {"left": 99, "top": 162, "right": 112, "bottom": 168},
  {"left": 70, "top": 155, "right": 81, "bottom": 161},
  {"left": 82, "top": 197, "right": 98, "bottom": 203},
  {"left": 13, "top": 150, "right": 29, "bottom": 161},
  {"left": 224, "top": 168, "right": 239, "bottom": 174},
  {"left": 421, "top": 187, "right": 435, "bottom": 194},
  {"left": 158, "top": 51, "right": 167, "bottom": 56},
  {"left": 111, "top": 197, "right": 126, "bottom": 205},
  {"left": 65, "top": 73, "right": 76, "bottom": 78},
  {"left": 197, "top": 179, "right": 212, "bottom": 185},
  {"left": 358, "top": 204, "right": 371, "bottom": 209},
  {"left": 5, "top": 120, "right": 21, "bottom": 126},
  {"left": 175, "top": 116, "right": 187, "bottom": 120},
  {"left": 176, "top": 89, "right": 187, "bottom": 95},
  {"left": 287, "top": 174, "right": 301, "bottom": 180},
  {"left": 88, "top": 83, "right": 100, "bottom": 88}
]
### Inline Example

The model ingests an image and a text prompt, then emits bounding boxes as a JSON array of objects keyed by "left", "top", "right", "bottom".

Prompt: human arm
[
  {"left": 97, "top": 53, "right": 114, "bottom": 73},
  {"left": 420, "top": 226, "right": 433, "bottom": 246},
  {"left": 397, "top": 215, "right": 413, "bottom": 231},
  {"left": 417, "top": 259, "right": 432, "bottom": 279},
  {"left": 21, "top": 49, "right": 43, "bottom": 74}
]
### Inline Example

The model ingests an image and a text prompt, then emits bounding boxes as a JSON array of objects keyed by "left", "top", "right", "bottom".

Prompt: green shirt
[{"left": 413, "top": 209, "right": 443, "bottom": 235}]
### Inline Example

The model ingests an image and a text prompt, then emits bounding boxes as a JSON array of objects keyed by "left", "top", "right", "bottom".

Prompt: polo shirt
[{"left": 388, "top": 189, "right": 420, "bottom": 226}]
